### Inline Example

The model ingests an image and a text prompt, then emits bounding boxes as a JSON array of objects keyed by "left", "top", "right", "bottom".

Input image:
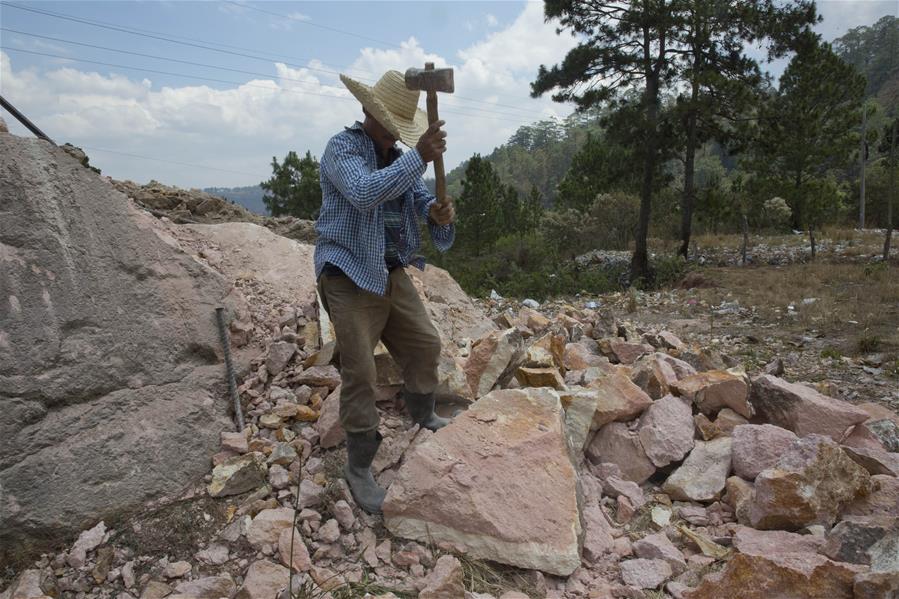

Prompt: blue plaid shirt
[{"left": 314, "top": 122, "right": 455, "bottom": 295}]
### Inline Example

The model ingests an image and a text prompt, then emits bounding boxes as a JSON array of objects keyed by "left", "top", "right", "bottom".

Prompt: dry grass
[
  {"left": 696, "top": 262, "right": 899, "bottom": 354},
  {"left": 458, "top": 553, "right": 543, "bottom": 598}
]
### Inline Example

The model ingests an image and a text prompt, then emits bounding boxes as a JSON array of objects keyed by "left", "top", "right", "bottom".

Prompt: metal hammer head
[{"left": 404, "top": 62, "right": 454, "bottom": 94}]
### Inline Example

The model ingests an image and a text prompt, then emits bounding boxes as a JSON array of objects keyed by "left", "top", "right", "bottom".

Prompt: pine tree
[
  {"left": 260, "top": 150, "right": 322, "bottom": 219},
  {"left": 752, "top": 37, "right": 866, "bottom": 256},
  {"left": 456, "top": 155, "right": 504, "bottom": 257},
  {"left": 532, "top": 0, "right": 686, "bottom": 282},
  {"left": 673, "top": 0, "right": 817, "bottom": 258}
]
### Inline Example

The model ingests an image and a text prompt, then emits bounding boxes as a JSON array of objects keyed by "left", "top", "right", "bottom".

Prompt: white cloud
[
  {"left": 0, "top": 2, "right": 577, "bottom": 188},
  {"left": 486, "top": 14, "right": 498, "bottom": 27}
]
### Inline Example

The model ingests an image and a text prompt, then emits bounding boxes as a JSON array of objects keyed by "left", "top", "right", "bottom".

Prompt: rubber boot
[
  {"left": 405, "top": 391, "right": 451, "bottom": 432},
  {"left": 344, "top": 430, "right": 387, "bottom": 514}
]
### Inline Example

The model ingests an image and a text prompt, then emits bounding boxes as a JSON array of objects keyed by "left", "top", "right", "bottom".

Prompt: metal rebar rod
[
  {"left": 215, "top": 307, "right": 245, "bottom": 432},
  {"left": 0, "top": 94, "right": 55, "bottom": 144}
]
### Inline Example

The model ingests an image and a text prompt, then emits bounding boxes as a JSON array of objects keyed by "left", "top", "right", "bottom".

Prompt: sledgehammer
[{"left": 404, "top": 62, "right": 454, "bottom": 205}]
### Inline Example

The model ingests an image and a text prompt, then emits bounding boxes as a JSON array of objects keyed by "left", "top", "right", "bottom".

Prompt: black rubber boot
[
  {"left": 344, "top": 430, "right": 387, "bottom": 515},
  {"left": 405, "top": 391, "right": 451, "bottom": 432}
]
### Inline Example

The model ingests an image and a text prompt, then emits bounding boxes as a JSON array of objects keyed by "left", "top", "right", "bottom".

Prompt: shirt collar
[{"left": 347, "top": 121, "right": 401, "bottom": 164}]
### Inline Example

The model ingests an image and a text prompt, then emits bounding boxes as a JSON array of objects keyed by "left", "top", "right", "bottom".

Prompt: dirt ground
[{"left": 587, "top": 239, "right": 899, "bottom": 413}]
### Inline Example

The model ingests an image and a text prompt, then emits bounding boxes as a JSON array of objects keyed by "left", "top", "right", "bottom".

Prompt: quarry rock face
[
  {"left": 0, "top": 135, "right": 236, "bottom": 557},
  {"left": 382, "top": 388, "right": 582, "bottom": 576}
]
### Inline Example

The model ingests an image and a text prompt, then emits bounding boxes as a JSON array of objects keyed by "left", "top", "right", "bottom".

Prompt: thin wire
[
  {"left": 79, "top": 145, "right": 265, "bottom": 177},
  {"left": 1, "top": 29, "right": 548, "bottom": 121},
  {"left": 227, "top": 0, "right": 403, "bottom": 49},
  {"left": 0, "top": 46, "right": 535, "bottom": 124},
  {"left": 0, "top": 1, "right": 553, "bottom": 118},
  {"left": 1, "top": 2, "right": 365, "bottom": 81},
  {"left": 227, "top": 0, "right": 554, "bottom": 114}
]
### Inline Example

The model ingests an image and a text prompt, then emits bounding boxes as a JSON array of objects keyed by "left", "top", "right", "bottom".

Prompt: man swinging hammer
[{"left": 314, "top": 66, "right": 455, "bottom": 514}]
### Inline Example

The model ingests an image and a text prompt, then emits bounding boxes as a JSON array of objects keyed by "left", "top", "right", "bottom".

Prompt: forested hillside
[{"left": 443, "top": 111, "right": 603, "bottom": 206}]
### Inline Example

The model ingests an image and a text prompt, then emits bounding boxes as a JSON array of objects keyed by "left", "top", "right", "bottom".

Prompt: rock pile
[
  {"left": 111, "top": 179, "right": 318, "bottom": 244},
  {"left": 3, "top": 131, "right": 897, "bottom": 599},
  {"left": 9, "top": 278, "right": 896, "bottom": 598}
]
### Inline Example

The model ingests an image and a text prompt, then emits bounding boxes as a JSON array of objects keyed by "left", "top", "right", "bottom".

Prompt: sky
[{"left": 1, "top": 1, "right": 896, "bottom": 189}]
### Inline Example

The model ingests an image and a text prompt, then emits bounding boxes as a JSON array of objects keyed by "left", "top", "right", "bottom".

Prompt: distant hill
[{"left": 204, "top": 185, "right": 268, "bottom": 215}]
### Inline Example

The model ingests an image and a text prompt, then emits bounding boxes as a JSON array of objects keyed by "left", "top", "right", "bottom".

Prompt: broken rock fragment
[
  {"left": 418, "top": 555, "right": 465, "bottom": 599},
  {"left": 671, "top": 368, "right": 751, "bottom": 418},
  {"left": 663, "top": 437, "right": 732, "bottom": 502},
  {"left": 586, "top": 421, "right": 656, "bottom": 484},
  {"left": 383, "top": 388, "right": 581, "bottom": 576},
  {"left": 731, "top": 424, "right": 799, "bottom": 481},
  {"left": 822, "top": 517, "right": 897, "bottom": 565},
  {"left": 207, "top": 452, "right": 267, "bottom": 498},
  {"left": 463, "top": 328, "right": 523, "bottom": 398},
  {"left": 637, "top": 394, "right": 695, "bottom": 467},
  {"left": 515, "top": 366, "right": 566, "bottom": 390},
  {"left": 589, "top": 370, "right": 653, "bottom": 430},
  {"left": 685, "top": 552, "right": 860, "bottom": 599},
  {"left": 599, "top": 339, "right": 654, "bottom": 365},
  {"left": 314, "top": 385, "right": 345, "bottom": 449},
  {"left": 620, "top": 558, "right": 672, "bottom": 589},
  {"left": 841, "top": 445, "right": 899, "bottom": 476},
  {"left": 266, "top": 341, "right": 297, "bottom": 376},
  {"left": 235, "top": 560, "right": 289, "bottom": 599}
]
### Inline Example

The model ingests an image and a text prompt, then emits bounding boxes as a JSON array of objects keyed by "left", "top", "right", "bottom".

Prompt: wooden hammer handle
[{"left": 426, "top": 89, "right": 446, "bottom": 205}]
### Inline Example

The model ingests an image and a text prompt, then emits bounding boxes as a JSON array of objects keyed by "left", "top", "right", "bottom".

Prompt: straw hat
[{"left": 341, "top": 70, "right": 429, "bottom": 148}]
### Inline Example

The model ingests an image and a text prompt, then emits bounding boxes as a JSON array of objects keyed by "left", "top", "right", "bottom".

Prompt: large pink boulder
[
  {"left": 749, "top": 375, "right": 868, "bottom": 442},
  {"left": 749, "top": 435, "right": 871, "bottom": 530},
  {"left": 382, "top": 388, "right": 581, "bottom": 576},
  {"left": 586, "top": 422, "right": 656, "bottom": 484},
  {"left": 732, "top": 424, "right": 799, "bottom": 481},
  {"left": 637, "top": 395, "right": 695, "bottom": 467}
]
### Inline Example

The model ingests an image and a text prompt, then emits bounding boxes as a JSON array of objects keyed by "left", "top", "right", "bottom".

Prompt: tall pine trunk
[
  {"left": 679, "top": 38, "right": 702, "bottom": 260},
  {"left": 632, "top": 26, "right": 661, "bottom": 283},
  {"left": 809, "top": 224, "right": 816, "bottom": 259},
  {"left": 885, "top": 120, "right": 896, "bottom": 261},
  {"left": 680, "top": 109, "right": 698, "bottom": 259}
]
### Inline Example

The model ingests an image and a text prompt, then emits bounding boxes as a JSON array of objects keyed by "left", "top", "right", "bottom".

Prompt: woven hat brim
[{"left": 341, "top": 74, "right": 429, "bottom": 148}]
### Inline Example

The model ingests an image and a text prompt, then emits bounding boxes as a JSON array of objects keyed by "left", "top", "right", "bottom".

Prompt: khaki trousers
[{"left": 318, "top": 268, "right": 442, "bottom": 434}]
